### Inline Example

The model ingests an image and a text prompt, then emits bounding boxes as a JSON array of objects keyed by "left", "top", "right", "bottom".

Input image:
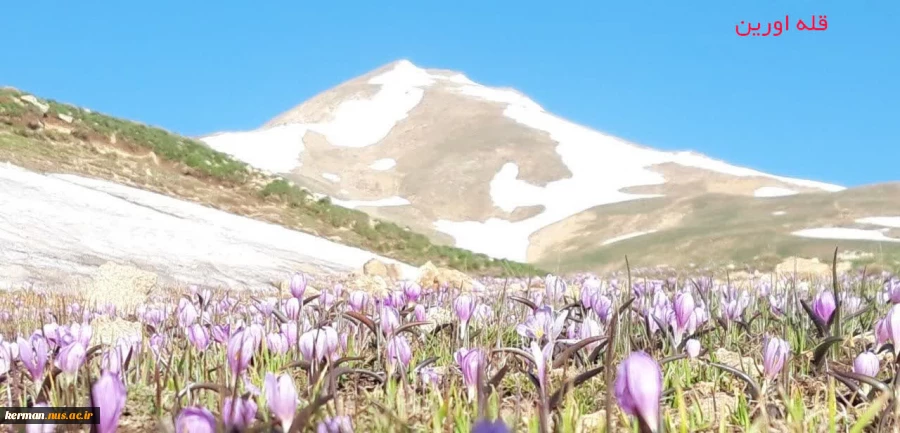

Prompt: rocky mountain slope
[
  {"left": 0, "top": 87, "right": 541, "bottom": 289},
  {"left": 200, "top": 60, "right": 900, "bottom": 272}
]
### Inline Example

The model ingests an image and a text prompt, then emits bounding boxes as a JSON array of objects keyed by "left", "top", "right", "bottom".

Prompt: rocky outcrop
[
  {"left": 79, "top": 262, "right": 158, "bottom": 312},
  {"left": 90, "top": 315, "right": 143, "bottom": 345},
  {"left": 416, "top": 261, "right": 479, "bottom": 292}
]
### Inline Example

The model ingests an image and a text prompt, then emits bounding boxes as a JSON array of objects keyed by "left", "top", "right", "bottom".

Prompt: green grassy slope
[{"left": 0, "top": 87, "right": 544, "bottom": 277}]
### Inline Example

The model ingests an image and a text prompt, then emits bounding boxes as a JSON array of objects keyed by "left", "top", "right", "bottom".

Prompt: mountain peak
[{"left": 197, "top": 61, "right": 882, "bottom": 270}]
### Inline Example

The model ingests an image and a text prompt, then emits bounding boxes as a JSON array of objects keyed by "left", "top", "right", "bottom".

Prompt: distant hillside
[
  {"left": 198, "top": 60, "right": 900, "bottom": 272},
  {"left": 0, "top": 87, "right": 544, "bottom": 278}
]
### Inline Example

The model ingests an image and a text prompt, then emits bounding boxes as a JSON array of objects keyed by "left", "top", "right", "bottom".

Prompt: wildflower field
[{"left": 2, "top": 254, "right": 899, "bottom": 432}]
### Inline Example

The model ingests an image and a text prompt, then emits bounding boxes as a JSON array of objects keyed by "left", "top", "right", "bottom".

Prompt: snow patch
[
  {"left": 201, "top": 124, "right": 308, "bottom": 174},
  {"left": 456, "top": 86, "right": 544, "bottom": 112},
  {"left": 791, "top": 228, "right": 900, "bottom": 243},
  {"left": 602, "top": 230, "right": 658, "bottom": 246},
  {"left": 445, "top": 74, "right": 475, "bottom": 85},
  {"left": 369, "top": 158, "right": 397, "bottom": 171},
  {"left": 772, "top": 211, "right": 787, "bottom": 216},
  {"left": 433, "top": 85, "right": 844, "bottom": 261},
  {"left": 322, "top": 173, "right": 341, "bottom": 182},
  {"left": 856, "top": 217, "right": 900, "bottom": 228},
  {"left": 754, "top": 187, "right": 799, "bottom": 197},
  {"left": 201, "top": 61, "right": 436, "bottom": 171},
  {"left": 329, "top": 196, "right": 411, "bottom": 209},
  {"left": 0, "top": 163, "right": 416, "bottom": 287}
]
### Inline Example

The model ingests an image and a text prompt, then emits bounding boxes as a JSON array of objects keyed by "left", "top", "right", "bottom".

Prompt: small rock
[
  {"left": 19, "top": 95, "right": 49, "bottom": 113},
  {"left": 386, "top": 263, "right": 403, "bottom": 280},
  {"left": 578, "top": 410, "right": 607, "bottom": 432},
  {"left": 348, "top": 274, "right": 389, "bottom": 299},
  {"left": 416, "top": 261, "right": 477, "bottom": 292},
  {"left": 90, "top": 315, "right": 142, "bottom": 346},
  {"left": 690, "top": 388, "right": 738, "bottom": 419},
  {"left": 57, "top": 113, "right": 74, "bottom": 123},
  {"left": 79, "top": 262, "right": 158, "bottom": 312},
  {"left": 363, "top": 259, "right": 389, "bottom": 278}
]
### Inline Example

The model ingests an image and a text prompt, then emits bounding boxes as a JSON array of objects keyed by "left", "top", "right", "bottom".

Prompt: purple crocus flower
[
  {"left": 615, "top": 351, "right": 662, "bottom": 432},
  {"left": 290, "top": 273, "right": 309, "bottom": 299},
  {"left": 883, "top": 278, "right": 900, "bottom": 304},
  {"left": 386, "top": 335, "right": 412, "bottom": 370},
  {"left": 3, "top": 339, "right": 19, "bottom": 360},
  {"left": 471, "top": 419, "right": 511, "bottom": 433},
  {"left": 875, "top": 318, "right": 890, "bottom": 348},
  {"left": 530, "top": 341, "right": 553, "bottom": 393},
  {"left": 414, "top": 304, "right": 427, "bottom": 322},
  {"left": 266, "top": 333, "right": 289, "bottom": 355},
  {"left": 317, "top": 415, "right": 354, "bottom": 433},
  {"left": 281, "top": 322, "right": 299, "bottom": 347},
  {"left": 149, "top": 333, "right": 166, "bottom": 357},
  {"left": 516, "top": 306, "right": 568, "bottom": 345},
  {"left": 299, "top": 329, "right": 326, "bottom": 362},
  {"left": 685, "top": 339, "right": 701, "bottom": 358},
  {"left": 578, "top": 318, "right": 604, "bottom": 352},
  {"left": 226, "top": 330, "right": 256, "bottom": 376},
  {"left": 265, "top": 372, "right": 298, "bottom": 432},
  {"left": 348, "top": 291, "right": 369, "bottom": 312},
  {"left": 63, "top": 323, "right": 92, "bottom": 348},
  {"left": 886, "top": 304, "right": 900, "bottom": 356},
  {"left": 26, "top": 402, "right": 56, "bottom": 433},
  {"left": 42, "top": 323, "right": 61, "bottom": 347},
  {"left": 198, "top": 288, "right": 212, "bottom": 308},
  {"left": 247, "top": 324, "right": 265, "bottom": 348},
  {"left": 18, "top": 335, "right": 49, "bottom": 381},
  {"left": 456, "top": 348, "right": 484, "bottom": 401},
  {"left": 720, "top": 298, "right": 744, "bottom": 322},
  {"left": 769, "top": 294, "right": 786, "bottom": 317},
  {"left": 91, "top": 372, "right": 126, "bottom": 433},
  {"left": 284, "top": 297, "right": 301, "bottom": 320},
  {"left": 401, "top": 281, "right": 422, "bottom": 303},
  {"left": 187, "top": 324, "right": 210, "bottom": 351},
  {"left": 544, "top": 274, "right": 567, "bottom": 303},
  {"left": 853, "top": 351, "right": 880, "bottom": 377},
  {"left": 453, "top": 295, "right": 476, "bottom": 324},
  {"left": 321, "top": 326, "right": 341, "bottom": 359},
  {"left": 419, "top": 367, "right": 443, "bottom": 387},
  {"left": 812, "top": 290, "right": 836, "bottom": 324},
  {"left": 298, "top": 327, "right": 339, "bottom": 362},
  {"left": 0, "top": 347, "right": 10, "bottom": 376},
  {"left": 841, "top": 293, "right": 862, "bottom": 316},
  {"left": 592, "top": 295, "right": 613, "bottom": 323},
  {"left": 317, "top": 290, "right": 337, "bottom": 309},
  {"left": 380, "top": 306, "right": 401, "bottom": 337},
  {"left": 222, "top": 396, "right": 258, "bottom": 431},
  {"left": 762, "top": 336, "right": 790, "bottom": 380},
  {"left": 141, "top": 308, "right": 165, "bottom": 328},
  {"left": 580, "top": 281, "right": 600, "bottom": 310},
  {"left": 255, "top": 298, "right": 277, "bottom": 316},
  {"left": 177, "top": 299, "right": 199, "bottom": 328},
  {"left": 175, "top": 407, "right": 216, "bottom": 433},
  {"left": 56, "top": 342, "right": 86, "bottom": 374},
  {"left": 673, "top": 292, "right": 695, "bottom": 329},
  {"left": 210, "top": 324, "right": 231, "bottom": 344}
]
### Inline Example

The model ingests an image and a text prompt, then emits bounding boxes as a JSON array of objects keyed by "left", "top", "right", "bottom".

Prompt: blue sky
[{"left": 2, "top": 0, "right": 897, "bottom": 186}]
